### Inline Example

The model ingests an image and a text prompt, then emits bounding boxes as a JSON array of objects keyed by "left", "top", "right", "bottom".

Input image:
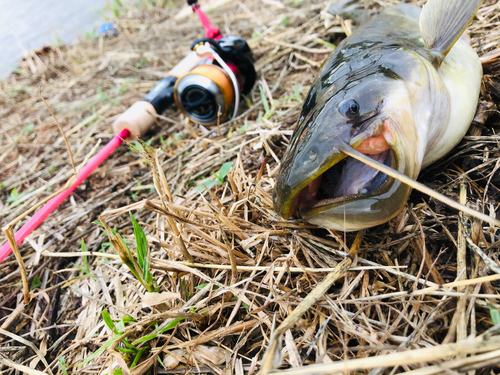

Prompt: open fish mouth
[{"left": 288, "top": 122, "right": 397, "bottom": 217}]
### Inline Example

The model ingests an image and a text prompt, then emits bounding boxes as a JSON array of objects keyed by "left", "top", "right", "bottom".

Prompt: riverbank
[
  {"left": 1, "top": 0, "right": 500, "bottom": 373},
  {"left": 0, "top": 0, "right": 107, "bottom": 78}
]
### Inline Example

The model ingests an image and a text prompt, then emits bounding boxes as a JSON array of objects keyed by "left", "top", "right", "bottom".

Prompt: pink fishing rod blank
[{"left": 0, "top": 128, "right": 130, "bottom": 263}]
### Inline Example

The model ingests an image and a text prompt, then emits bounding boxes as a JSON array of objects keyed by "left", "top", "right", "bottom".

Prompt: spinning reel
[{"left": 113, "top": 0, "right": 256, "bottom": 138}]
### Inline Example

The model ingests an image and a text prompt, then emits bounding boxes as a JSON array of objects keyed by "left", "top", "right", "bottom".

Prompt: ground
[{"left": 1, "top": 0, "right": 500, "bottom": 374}]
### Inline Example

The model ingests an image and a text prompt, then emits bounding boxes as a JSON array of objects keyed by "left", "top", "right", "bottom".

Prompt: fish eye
[{"left": 339, "top": 99, "right": 359, "bottom": 117}]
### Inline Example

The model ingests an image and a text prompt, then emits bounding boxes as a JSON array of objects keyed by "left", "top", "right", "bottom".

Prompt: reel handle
[
  {"left": 112, "top": 51, "right": 202, "bottom": 140},
  {"left": 187, "top": 0, "right": 221, "bottom": 39}
]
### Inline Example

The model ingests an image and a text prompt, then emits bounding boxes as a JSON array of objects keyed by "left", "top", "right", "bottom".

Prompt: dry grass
[{"left": 1, "top": 0, "right": 500, "bottom": 374}]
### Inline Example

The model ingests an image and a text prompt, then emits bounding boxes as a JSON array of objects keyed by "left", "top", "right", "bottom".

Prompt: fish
[{"left": 273, "top": 0, "right": 483, "bottom": 231}]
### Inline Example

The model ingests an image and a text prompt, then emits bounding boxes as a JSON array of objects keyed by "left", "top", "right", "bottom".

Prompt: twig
[
  {"left": 151, "top": 260, "right": 404, "bottom": 273},
  {"left": 0, "top": 328, "right": 53, "bottom": 375},
  {"left": 465, "top": 235, "right": 500, "bottom": 274},
  {"left": 2, "top": 225, "right": 30, "bottom": 304},
  {"left": 350, "top": 274, "right": 500, "bottom": 302},
  {"left": 219, "top": 223, "right": 238, "bottom": 284},
  {"left": 38, "top": 84, "right": 76, "bottom": 175},
  {"left": 340, "top": 146, "right": 500, "bottom": 228},
  {"left": 153, "top": 151, "right": 193, "bottom": 263},
  {"left": 259, "top": 231, "right": 362, "bottom": 374},
  {"left": 457, "top": 183, "right": 468, "bottom": 343},
  {"left": 267, "top": 337, "right": 500, "bottom": 374},
  {"left": 0, "top": 354, "right": 47, "bottom": 375},
  {"left": 0, "top": 301, "right": 26, "bottom": 330}
]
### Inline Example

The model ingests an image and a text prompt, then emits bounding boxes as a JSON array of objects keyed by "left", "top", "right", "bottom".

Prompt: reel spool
[{"left": 175, "top": 63, "right": 236, "bottom": 125}]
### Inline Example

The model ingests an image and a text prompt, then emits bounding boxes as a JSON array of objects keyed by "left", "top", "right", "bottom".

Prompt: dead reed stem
[
  {"left": 340, "top": 146, "right": 500, "bottom": 228},
  {"left": 260, "top": 231, "right": 362, "bottom": 374},
  {"left": 457, "top": 182, "right": 468, "bottom": 344},
  {"left": 2, "top": 226, "right": 30, "bottom": 304},
  {"left": 38, "top": 84, "right": 76, "bottom": 175},
  {"left": 268, "top": 336, "right": 500, "bottom": 374}
]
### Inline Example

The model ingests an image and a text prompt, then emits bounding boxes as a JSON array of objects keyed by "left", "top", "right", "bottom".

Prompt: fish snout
[{"left": 273, "top": 120, "right": 353, "bottom": 219}]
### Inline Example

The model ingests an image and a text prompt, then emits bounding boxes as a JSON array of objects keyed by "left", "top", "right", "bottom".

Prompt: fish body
[{"left": 273, "top": 0, "right": 483, "bottom": 231}]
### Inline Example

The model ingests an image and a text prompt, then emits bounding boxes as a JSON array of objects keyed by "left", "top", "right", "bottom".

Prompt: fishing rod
[
  {"left": 0, "top": 0, "right": 256, "bottom": 264},
  {"left": 5, "top": 1, "right": 494, "bottom": 266}
]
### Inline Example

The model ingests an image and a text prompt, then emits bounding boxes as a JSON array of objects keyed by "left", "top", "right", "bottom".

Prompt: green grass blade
[
  {"left": 159, "top": 318, "right": 184, "bottom": 334},
  {"left": 115, "top": 347, "right": 138, "bottom": 354},
  {"left": 130, "top": 347, "right": 150, "bottom": 368},
  {"left": 218, "top": 162, "right": 234, "bottom": 181},
  {"left": 57, "top": 357, "right": 68, "bottom": 375},
  {"left": 259, "top": 85, "right": 270, "bottom": 113},
  {"left": 77, "top": 332, "right": 128, "bottom": 367},
  {"left": 131, "top": 332, "right": 158, "bottom": 345},
  {"left": 489, "top": 303, "right": 500, "bottom": 328},
  {"left": 130, "top": 212, "right": 148, "bottom": 271},
  {"left": 131, "top": 318, "right": 185, "bottom": 346},
  {"left": 313, "top": 38, "right": 335, "bottom": 48},
  {"left": 122, "top": 316, "right": 137, "bottom": 324},
  {"left": 294, "top": 83, "right": 301, "bottom": 102},
  {"left": 101, "top": 311, "right": 118, "bottom": 334},
  {"left": 81, "top": 239, "right": 90, "bottom": 273}
]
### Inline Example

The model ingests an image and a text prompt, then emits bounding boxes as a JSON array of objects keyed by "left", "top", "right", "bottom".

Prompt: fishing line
[
  {"left": 339, "top": 144, "right": 500, "bottom": 228},
  {"left": 194, "top": 43, "right": 240, "bottom": 120}
]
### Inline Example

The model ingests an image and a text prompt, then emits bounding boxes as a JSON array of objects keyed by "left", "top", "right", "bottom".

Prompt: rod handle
[{"left": 112, "top": 101, "right": 157, "bottom": 141}]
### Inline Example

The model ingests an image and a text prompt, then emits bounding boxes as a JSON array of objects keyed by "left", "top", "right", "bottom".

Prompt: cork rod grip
[{"left": 112, "top": 101, "right": 158, "bottom": 141}]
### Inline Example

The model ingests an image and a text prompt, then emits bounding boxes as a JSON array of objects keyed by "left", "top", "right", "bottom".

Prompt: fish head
[{"left": 273, "top": 74, "right": 422, "bottom": 231}]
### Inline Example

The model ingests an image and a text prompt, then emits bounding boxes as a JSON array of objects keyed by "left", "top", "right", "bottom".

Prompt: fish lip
[
  {"left": 274, "top": 152, "right": 347, "bottom": 219},
  {"left": 350, "top": 117, "right": 385, "bottom": 148}
]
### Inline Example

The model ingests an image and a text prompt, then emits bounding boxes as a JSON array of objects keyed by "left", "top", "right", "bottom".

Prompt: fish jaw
[
  {"left": 301, "top": 117, "right": 413, "bottom": 231},
  {"left": 302, "top": 183, "right": 411, "bottom": 231},
  {"left": 300, "top": 147, "right": 411, "bottom": 232},
  {"left": 273, "top": 103, "right": 419, "bottom": 231}
]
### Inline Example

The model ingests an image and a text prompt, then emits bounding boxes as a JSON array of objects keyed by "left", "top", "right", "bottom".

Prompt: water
[{"left": 0, "top": 0, "right": 108, "bottom": 78}]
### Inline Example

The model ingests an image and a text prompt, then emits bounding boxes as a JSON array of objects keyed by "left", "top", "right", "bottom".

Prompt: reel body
[
  {"left": 113, "top": 34, "right": 256, "bottom": 138},
  {"left": 112, "top": 0, "right": 256, "bottom": 139},
  {"left": 173, "top": 34, "right": 256, "bottom": 126}
]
